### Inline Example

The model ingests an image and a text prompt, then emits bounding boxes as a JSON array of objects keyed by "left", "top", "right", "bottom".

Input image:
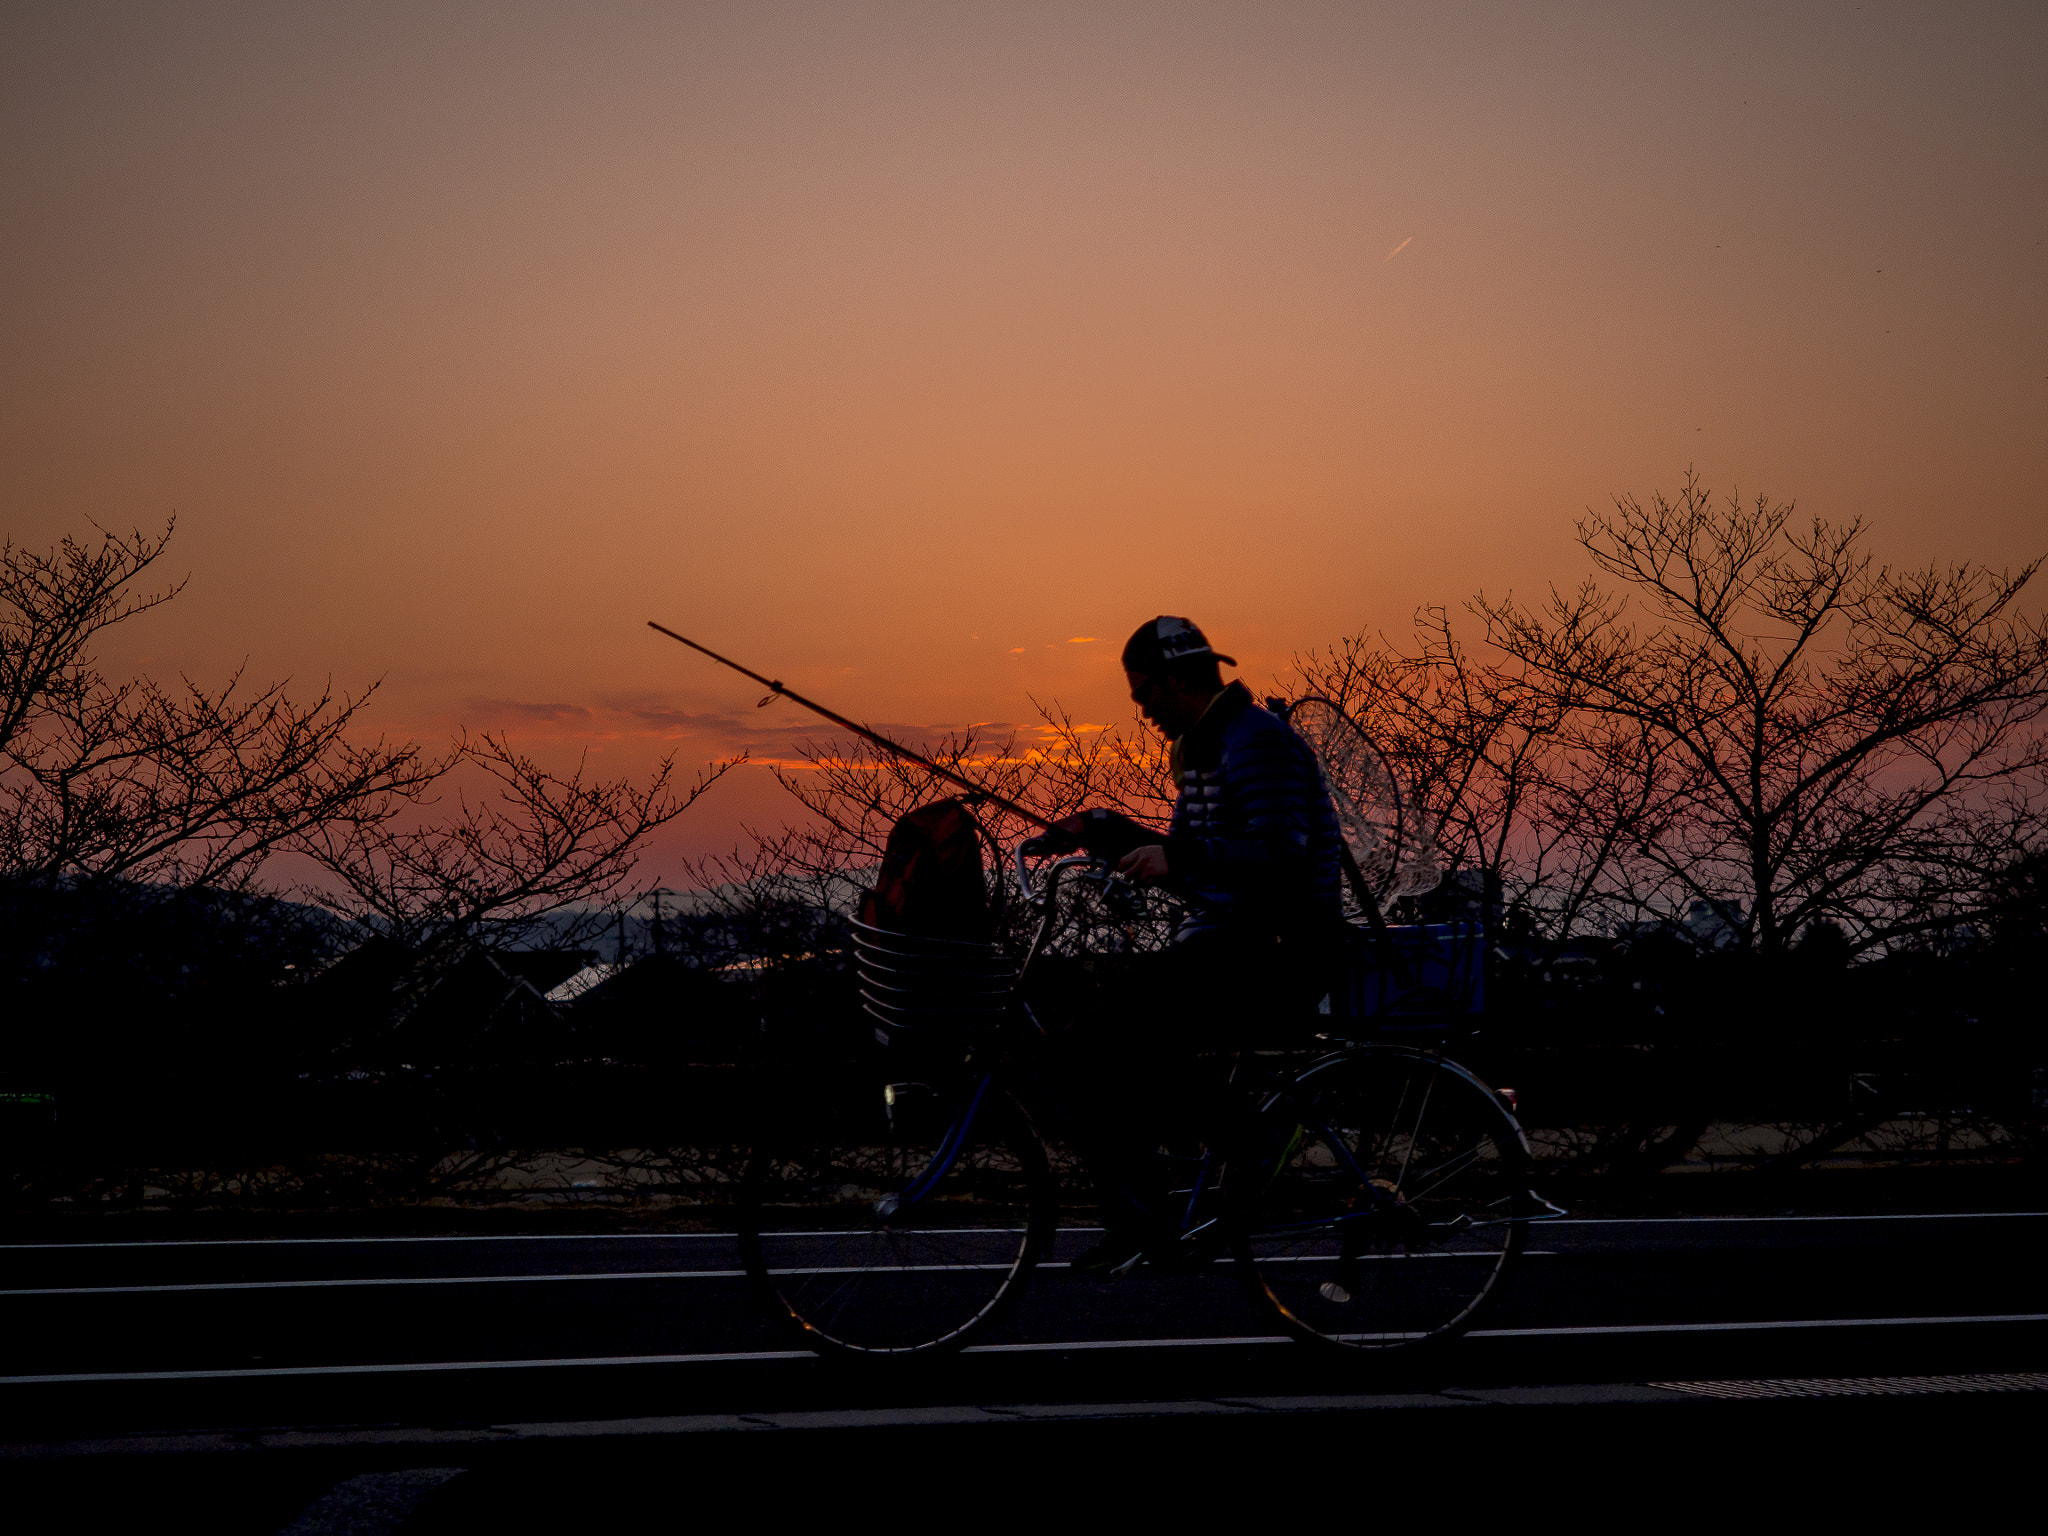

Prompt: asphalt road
[{"left": 4, "top": 1212, "right": 2045, "bottom": 1530}]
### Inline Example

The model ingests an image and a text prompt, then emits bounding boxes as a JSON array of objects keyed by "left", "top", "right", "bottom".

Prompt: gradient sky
[{"left": 5, "top": 2, "right": 2044, "bottom": 877}]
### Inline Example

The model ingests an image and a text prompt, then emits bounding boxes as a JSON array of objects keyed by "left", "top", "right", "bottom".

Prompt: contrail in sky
[{"left": 1384, "top": 236, "right": 1413, "bottom": 263}]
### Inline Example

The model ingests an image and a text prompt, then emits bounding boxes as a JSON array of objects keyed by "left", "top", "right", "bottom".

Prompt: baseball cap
[{"left": 1120, "top": 616, "right": 1237, "bottom": 676}]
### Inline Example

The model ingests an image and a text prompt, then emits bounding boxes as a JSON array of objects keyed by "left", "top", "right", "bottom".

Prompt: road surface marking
[
  {"left": 0, "top": 1350, "right": 816, "bottom": 1383},
  {"left": 1549, "top": 1213, "right": 2048, "bottom": 1224},
  {"left": 1470, "top": 1313, "right": 2048, "bottom": 1337},
  {"left": 2, "top": 1251, "right": 1561, "bottom": 1297},
  {"left": 5, "top": 1212, "right": 2039, "bottom": 1250},
  {"left": 1652, "top": 1372, "right": 2048, "bottom": 1399},
  {"left": 11, "top": 1376, "right": 2048, "bottom": 1459},
  {"left": 0, "top": 1229, "right": 1052, "bottom": 1251},
  {"left": 5, "top": 1312, "right": 2043, "bottom": 1385},
  {"left": 0, "top": 1269, "right": 753, "bottom": 1296}
]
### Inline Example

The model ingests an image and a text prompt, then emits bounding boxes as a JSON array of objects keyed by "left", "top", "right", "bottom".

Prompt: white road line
[
  {"left": 1652, "top": 1372, "right": 2048, "bottom": 1400},
  {"left": 0, "top": 1385, "right": 1806, "bottom": 1457},
  {"left": 0, "top": 1270, "right": 749, "bottom": 1297},
  {"left": 1469, "top": 1313, "right": 2048, "bottom": 1338},
  {"left": 1, "top": 1263, "right": 1063, "bottom": 1296},
  {"left": 1252, "top": 1251, "right": 1558, "bottom": 1263},
  {"left": 1, "top": 1252, "right": 1561, "bottom": 1297},
  {"left": 966, "top": 1335, "right": 1286, "bottom": 1354},
  {"left": 5, "top": 1265, "right": 1033, "bottom": 1297},
  {"left": 0, "top": 1228, "right": 1072, "bottom": 1252},
  {"left": 0, "top": 1234, "right": 697, "bottom": 1251},
  {"left": 1546, "top": 1213, "right": 2048, "bottom": 1225},
  {"left": 20, "top": 1375, "right": 2048, "bottom": 1457},
  {"left": 5, "top": 1212, "right": 2040, "bottom": 1251},
  {"left": 0, "top": 1350, "right": 815, "bottom": 1384},
  {"left": 5, "top": 1312, "right": 2043, "bottom": 1386}
]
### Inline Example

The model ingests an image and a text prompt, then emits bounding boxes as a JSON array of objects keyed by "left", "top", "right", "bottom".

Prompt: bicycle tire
[
  {"left": 738, "top": 1073, "right": 1057, "bottom": 1358},
  {"left": 1231, "top": 1045, "right": 1532, "bottom": 1353}
]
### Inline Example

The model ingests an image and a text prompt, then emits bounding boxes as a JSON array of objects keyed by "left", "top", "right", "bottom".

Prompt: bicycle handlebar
[{"left": 1013, "top": 843, "right": 1110, "bottom": 911}]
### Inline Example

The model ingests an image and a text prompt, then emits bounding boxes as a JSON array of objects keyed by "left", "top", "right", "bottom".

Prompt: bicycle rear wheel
[
  {"left": 738, "top": 1071, "right": 1057, "bottom": 1358},
  {"left": 1233, "top": 1045, "right": 1531, "bottom": 1353}
]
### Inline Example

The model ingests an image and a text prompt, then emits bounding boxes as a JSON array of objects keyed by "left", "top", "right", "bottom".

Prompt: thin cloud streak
[{"left": 1384, "top": 236, "right": 1413, "bottom": 263}]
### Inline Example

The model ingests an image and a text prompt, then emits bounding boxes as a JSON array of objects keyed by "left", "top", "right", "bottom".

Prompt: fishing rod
[{"left": 647, "top": 621, "right": 1058, "bottom": 832}]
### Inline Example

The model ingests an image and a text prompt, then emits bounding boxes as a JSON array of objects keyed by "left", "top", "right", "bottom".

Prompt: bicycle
[{"left": 736, "top": 844, "right": 1558, "bottom": 1359}]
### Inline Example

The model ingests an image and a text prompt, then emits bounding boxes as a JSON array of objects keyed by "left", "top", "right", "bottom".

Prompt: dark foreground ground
[
  {"left": 5, "top": 1195, "right": 2046, "bottom": 1530},
  {"left": 10, "top": 1390, "right": 2046, "bottom": 1531}
]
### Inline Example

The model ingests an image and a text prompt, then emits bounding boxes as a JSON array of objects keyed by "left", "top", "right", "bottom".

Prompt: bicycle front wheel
[
  {"left": 738, "top": 1072, "right": 1057, "bottom": 1358},
  {"left": 1234, "top": 1046, "right": 1531, "bottom": 1353}
]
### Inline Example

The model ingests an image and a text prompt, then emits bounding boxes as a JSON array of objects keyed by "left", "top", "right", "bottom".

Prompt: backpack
[{"left": 857, "top": 798, "right": 993, "bottom": 942}]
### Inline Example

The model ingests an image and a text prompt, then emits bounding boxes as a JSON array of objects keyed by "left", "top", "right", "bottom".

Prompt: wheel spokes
[
  {"left": 1242, "top": 1052, "right": 1527, "bottom": 1349},
  {"left": 743, "top": 1098, "right": 1051, "bottom": 1354}
]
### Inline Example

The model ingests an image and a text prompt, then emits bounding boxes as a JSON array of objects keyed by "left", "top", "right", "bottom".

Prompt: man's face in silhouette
[{"left": 1126, "top": 667, "right": 1214, "bottom": 738}]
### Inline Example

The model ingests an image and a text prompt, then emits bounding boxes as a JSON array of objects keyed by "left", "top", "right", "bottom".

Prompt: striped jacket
[{"left": 1163, "top": 682, "right": 1343, "bottom": 941}]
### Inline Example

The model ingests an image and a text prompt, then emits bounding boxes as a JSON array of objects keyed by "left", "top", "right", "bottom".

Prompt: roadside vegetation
[{"left": 4, "top": 473, "right": 2044, "bottom": 1218}]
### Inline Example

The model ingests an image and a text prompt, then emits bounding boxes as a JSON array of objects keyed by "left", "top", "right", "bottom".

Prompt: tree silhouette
[
  {"left": 2, "top": 520, "right": 428, "bottom": 892},
  {"left": 300, "top": 732, "right": 735, "bottom": 956},
  {"left": 1470, "top": 470, "right": 2048, "bottom": 954},
  {"left": 4, "top": 519, "right": 736, "bottom": 974}
]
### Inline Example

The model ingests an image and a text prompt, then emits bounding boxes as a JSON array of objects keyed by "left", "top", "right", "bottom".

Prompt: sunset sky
[{"left": 5, "top": 2, "right": 2044, "bottom": 878}]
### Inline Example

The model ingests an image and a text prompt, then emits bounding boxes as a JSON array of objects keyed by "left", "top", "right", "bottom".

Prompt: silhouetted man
[{"left": 1062, "top": 616, "right": 1343, "bottom": 1271}]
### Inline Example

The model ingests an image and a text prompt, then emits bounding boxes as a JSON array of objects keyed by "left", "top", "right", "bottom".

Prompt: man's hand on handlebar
[
  {"left": 1021, "top": 808, "right": 1161, "bottom": 863},
  {"left": 1018, "top": 813, "right": 1088, "bottom": 859},
  {"left": 1115, "top": 844, "right": 1170, "bottom": 884}
]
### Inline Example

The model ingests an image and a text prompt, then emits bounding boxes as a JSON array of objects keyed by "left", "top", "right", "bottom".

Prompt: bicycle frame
[
  {"left": 874, "top": 846, "right": 1563, "bottom": 1236},
  {"left": 747, "top": 850, "right": 1563, "bottom": 1360}
]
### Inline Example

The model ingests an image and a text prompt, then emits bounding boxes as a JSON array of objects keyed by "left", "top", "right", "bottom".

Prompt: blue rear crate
[{"left": 1340, "top": 921, "right": 1485, "bottom": 1020}]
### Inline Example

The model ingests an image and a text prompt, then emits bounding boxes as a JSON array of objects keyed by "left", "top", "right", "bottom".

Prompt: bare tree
[
  {"left": 1, "top": 521, "right": 180, "bottom": 759},
  {"left": 1293, "top": 609, "right": 1646, "bottom": 942},
  {"left": 2, "top": 522, "right": 429, "bottom": 891},
  {"left": 301, "top": 732, "right": 737, "bottom": 954},
  {"left": 1472, "top": 470, "right": 2048, "bottom": 955},
  {"left": 5, "top": 516, "right": 740, "bottom": 984},
  {"left": 712, "top": 470, "right": 2046, "bottom": 970}
]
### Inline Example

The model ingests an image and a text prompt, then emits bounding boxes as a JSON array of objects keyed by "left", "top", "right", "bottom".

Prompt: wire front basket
[{"left": 849, "top": 916, "right": 1018, "bottom": 1048}]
